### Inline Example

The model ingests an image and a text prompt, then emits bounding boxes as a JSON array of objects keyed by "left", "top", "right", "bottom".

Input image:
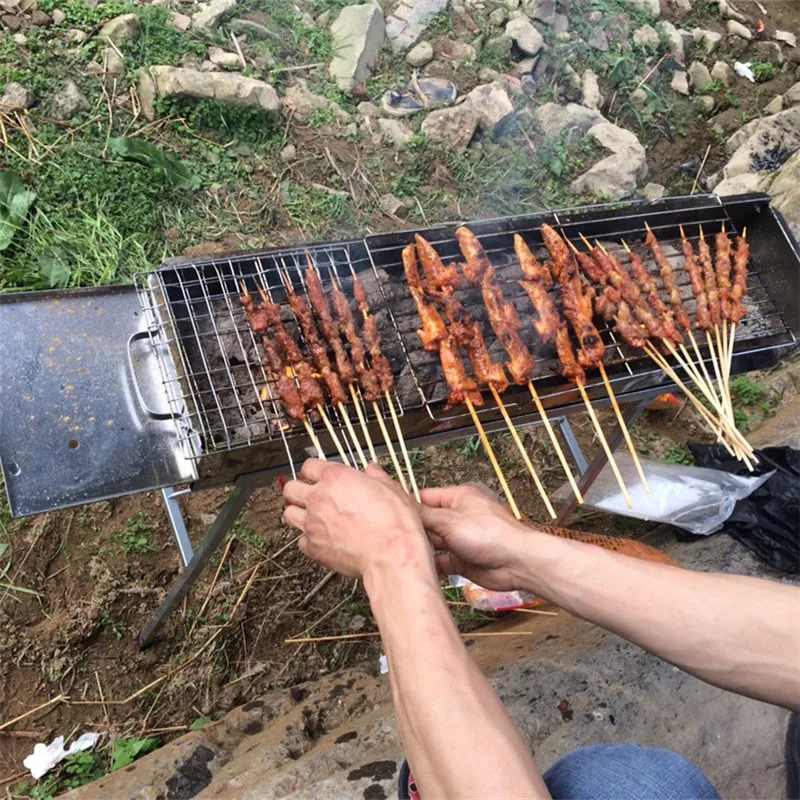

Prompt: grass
[
  {"left": 459, "top": 436, "right": 482, "bottom": 459},
  {"left": 750, "top": 60, "right": 777, "bottom": 83},
  {"left": 663, "top": 443, "right": 693, "bottom": 465},
  {"left": 121, "top": 512, "right": 158, "bottom": 555}
]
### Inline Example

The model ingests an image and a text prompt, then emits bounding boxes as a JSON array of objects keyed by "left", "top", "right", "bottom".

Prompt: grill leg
[
  {"left": 554, "top": 416, "right": 589, "bottom": 474},
  {"left": 139, "top": 474, "right": 259, "bottom": 649},
  {"left": 161, "top": 487, "right": 193, "bottom": 567},
  {"left": 554, "top": 397, "right": 650, "bottom": 526}
]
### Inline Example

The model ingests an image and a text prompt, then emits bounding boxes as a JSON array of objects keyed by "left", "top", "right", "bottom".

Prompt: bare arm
[
  {"left": 282, "top": 462, "right": 548, "bottom": 799},
  {"left": 421, "top": 485, "right": 800, "bottom": 713}
]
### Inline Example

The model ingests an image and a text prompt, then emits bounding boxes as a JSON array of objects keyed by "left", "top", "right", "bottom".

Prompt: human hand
[
  {"left": 281, "top": 459, "right": 435, "bottom": 582},
  {"left": 419, "top": 484, "right": 531, "bottom": 591}
]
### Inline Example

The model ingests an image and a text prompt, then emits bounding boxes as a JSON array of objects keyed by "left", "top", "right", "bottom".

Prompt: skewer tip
[
  {"left": 578, "top": 232, "right": 593, "bottom": 249},
  {"left": 304, "top": 250, "right": 316, "bottom": 272},
  {"left": 679, "top": 224, "right": 687, "bottom": 241},
  {"left": 240, "top": 280, "right": 250, "bottom": 297},
  {"left": 644, "top": 220, "right": 652, "bottom": 233},
  {"left": 742, "top": 227, "right": 747, "bottom": 240},
  {"left": 594, "top": 239, "right": 608, "bottom": 255},
  {"left": 566, "top": 237, "right": 580, "bottom": 255},
  {"left": 720, "top": 221, "right": 726, "bottom": 234},
  {"left": 698, "top": 224, "right": 705, "bottom": 242},
  {"left": 621, "top": 239, "right": 631, "bottom": 253}
]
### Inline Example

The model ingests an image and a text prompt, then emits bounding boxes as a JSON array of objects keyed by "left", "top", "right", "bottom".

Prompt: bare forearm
[
  {"left": 513, "top": 532, "right": 800, "bottom": 711},
  {"left": 365, "top": 564, "right": 548, "bottom": 799}
]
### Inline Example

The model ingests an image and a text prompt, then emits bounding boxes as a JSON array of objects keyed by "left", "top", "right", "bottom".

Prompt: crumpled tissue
[
  {"left": 24, "top": 733, "right": 100, "bottom": 780},
  {"left": 378, "top": 654, "right": 389, "bottom": 675},
  {"left": 734, "top": 62, "right": 756, "bottom": 82}
]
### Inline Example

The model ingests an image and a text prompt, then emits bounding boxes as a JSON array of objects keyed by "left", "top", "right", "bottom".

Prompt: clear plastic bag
[{"left": 553, "top": 452, "right": 773, "bottom": 535}]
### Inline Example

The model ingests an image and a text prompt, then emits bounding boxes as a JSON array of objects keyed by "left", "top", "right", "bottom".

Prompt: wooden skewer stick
[
  {"left": 527, "top": 381, "right": 584, "bottom": 504},
  {"left": 489, "top": 384, "right": 556, "bottom": 519},
  {"left": 373, "top": 400, "right": 409, "bottom": 493},
  {"left": 303, "top": 418, "right": 326, "bottom": 460},
  {"left": 285, "top": 630, "right": 534, "bottom": 644},
  {"left": 598, "top": 364, "right": 650, "bottom": 493},
  {"left": 350, "top": 385, "right": 378, "bottom": 463},
  {"left": 464, "top": 396, "right": 521, "bottom": 520},
  {"left": 576, "top": 381, "right": 633, "bottom": 509},
  {"left": 385, "top": 391, "right": 421, "bottom": 502},
  {"left": 317, "top": 404, "right": 351, "bottom": 464},
  {"left": 337, "top": 401, "right": 368, "bottom": 468}
]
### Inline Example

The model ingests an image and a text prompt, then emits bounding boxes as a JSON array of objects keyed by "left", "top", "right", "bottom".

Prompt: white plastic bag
[{"left": 554, "top": 452, "right": 772, "bottom": 535}]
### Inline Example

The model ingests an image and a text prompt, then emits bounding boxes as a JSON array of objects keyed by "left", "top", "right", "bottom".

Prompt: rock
[
  {"left": 466, "top": 80, "right": 514, "bottom": 133},
  {"left": 64, "top": 28, "right": 87, "bottom": 42},
  {"left": 657, "top": 20, "right": 684, "bottom": 62},
  {"left": 561, "top": 63, "right": 582, "bottom": 102},
  {"left": 713, "top": 172, "right": 765, "bottom": 196},
  {"left": 180, "top": 52, "right": 202, "bottom": 68},
  {"left": 588, "top": 29, "right": 609, "bottom": 52},
  {"left": 571, "top": 122, "right": 647, "bottom": 199},
  {"left": 98, "top": 13, "right": 139, "bottom": 45},
  {"left": 726, "top": 19, "right": 750, "bottom": 40},
  {"left": 588, "top": 9, "right": 603, "bottom": 22},
  {"left": 523, "top": 0, "right": 555, "bottom": 24},
  {"left": 12, "top": 31, "right": 24, "bottom": 42},
  {"left": 208, "top": 46, "right": 241, "bottom": 69},
  {"left": 763, "top": 95, "right": 784, "bottom": 115},
  {"left": 721, "top": 106, "right": 800, "bottom": 180},
  {"left": 488, "top": 7, "right": 506, "bottom": 26},
  {"left": 671, "top": 70, "right": 689, "bottom": 95},
  {"left": 434, "top": 36, "right": 476, "bottom": 62},
  {"left": 774, "top": 30, "right": 796, "bottom": 49},
  {"left": 688, "top": 61, "right": 712, "bottom": 92},
  {"left": 386, "top": 0, "right": 448, "bottom": 51},
  {"left": 786, "top": 82, "right": 800, "bottom": 105},
  {"left": 421, "top": 102, "right": 480, "bottom": 151},
  {"left": 716, "top": 0, "right": 745, "bottom": 23},
  {"left": 451, "top": 8, "right": 478, "bottom": 35},
  {"left": 478, "top": 67, "right": 505, "bottom": 82},
  {"left": 633, "top": 24, "right": 659, "bottom": 49},
  {"left": 199, "top": 60, "right": 219, "bottom": 71},
  {"left": 513, "top": 56, "right": 538, "bottom": 75},
  {"left": 378, "top": 193, "right": 408, "bottom": 217},
  {"left": 30, "top": 8, "right": 50, "bottom": 24},
  {"left": 532, "top": 101, "right": 604, "bottom": 142},
  {"left": 694, "top": 95, "right": 714, "bottom": 112},
  {"left": 694, "top": 28, "right": 722, "bottom": 55},
  {"left": 314, "top": 9, "right": 331, "bottom": 27},
  {"left": 378, "top": 116, "right": 414, "bottom": 146},
  {"left": 483, "top": 33, "right": 513, "bottom": 61},
  {"left": 505, "top": 17, "right": 543, "bottom": 56},
  {"left": 280, "top": 143, "right": 296, "bottom": 163},
  {"left": 329, "top": 3, "right": 385, "bottom": 92},
  {"left": 749, "top": 40, "right": 783, "bottom": 66},
  {"left": 581, "top": 68, "right": 602, "bottom": 110},
  {"left": 624, "top": 0, "right": 659, "bottom": 16},
  {"left": 710, "top": 60, "right": 734, "bottom": 86},
  {"left": 765, "top": 149, "right": 800, "bottom": 236},
  {"left": 356, "top": 100, "right": 381, "bottom": 117},
  {"left": 229, "top": 18, "right": 277, "bottom": 39},
  {"left": 192, "top": 0, "right": 236, "bottom": 31},
  {"left": 283, "top": 79, "right": 349, "bottom": 123},
  {"left": 51, "top": 8, "right": 65, "bottom": 24},
  {"left": 138, "top": 66, "right": 280, "bottom": 122},
  {"left": 552, "top": 12, "right": 567, "bottom": 34},
  {"left": 102, "top": 46, "right": 123, "bottom": 83},
  {"left": 0, "top": 81, "right": 30, "bottom": 109},
  {"left": 1, "top": 14, "right": 22, "bottom": 30},
  {"left": 405, "top": 40, "right": 433, "bottom": 66},
  {"left": 669, "top": 0, "right": 691, "bottom": 15},
  {"left": 643, "top": 182, "right": 665, "bottom": 199},
  {"left": 51, "top": 79, "right": 90, "bottom": 119},
  {"left": 630, "top": 86, "right": 648, "bottom": 111},
  {"left": 169, "top": 12, "right": 191, "bottom": 31}
]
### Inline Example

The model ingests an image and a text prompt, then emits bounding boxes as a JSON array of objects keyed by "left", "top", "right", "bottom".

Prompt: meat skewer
[
  {"left": 456, "top": 227, "right": 556, "bottom": 518},
  {"left": 349, "top": 258, "right": 421, "bottom": 501}
]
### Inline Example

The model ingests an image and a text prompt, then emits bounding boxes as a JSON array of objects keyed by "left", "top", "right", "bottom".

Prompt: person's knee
[{"left": 543, "top": 743, "right": 720, "bottom": 800}]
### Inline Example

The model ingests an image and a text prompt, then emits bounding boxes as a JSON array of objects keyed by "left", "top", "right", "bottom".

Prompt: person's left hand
[{"left": 281, "top": 459, "right": 433, "bottom": 581}]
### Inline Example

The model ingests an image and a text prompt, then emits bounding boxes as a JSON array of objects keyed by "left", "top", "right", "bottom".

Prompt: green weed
[
  {"left": 123, "top": 6, "right": 206, "bottom": 69},
  {"left": 750, "top": 60, "right": 777, "bottom": 82},
  {"left": 122, "top": 512, "right": 157, "bottom": 555},
  {"left": 280, "top": 181, "right": 350, "bottom": 235},
  {"left": 459, "top": 436, "right": 482, "bottom": 459},
  {"left": 663, "top": 444, "right": 693, "bottom": 465},
  {"left": 730, "top": 375, "right": 769, "bottom": 406},
  {"left": 37, "top": 0, "right": 134, "bottom": 27},
  {"left": 110, "top": 737, "right": 160, "bottom": 771},
  {"left": 101, "top": 609, "right": 123, "bottom": 640}
]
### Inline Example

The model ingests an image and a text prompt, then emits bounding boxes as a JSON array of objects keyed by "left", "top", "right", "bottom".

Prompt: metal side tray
[{"left": 0, "top": 284, "right": 197, "bottom": 517}]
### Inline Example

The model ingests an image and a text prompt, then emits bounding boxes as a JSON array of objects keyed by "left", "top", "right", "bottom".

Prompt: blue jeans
[{"left": 543, "top": 744, "right": 720, "bottom": 800}]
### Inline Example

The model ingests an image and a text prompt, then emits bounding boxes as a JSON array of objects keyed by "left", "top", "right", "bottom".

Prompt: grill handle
[{"left": 127, "top": 330, "right": 183, "bottom": 421}]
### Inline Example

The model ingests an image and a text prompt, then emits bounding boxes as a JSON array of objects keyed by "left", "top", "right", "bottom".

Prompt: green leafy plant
[
  {"left": 0, "top": 171, "right": 37, "bottom": 251},
  {"left": 663, "top": 444, "right": 693, "bottom": 465},
  {"left": 189, "top": 716, "right": 212, "bottom": 731},
  {"left": 62, "top": 751, "right": 106, "bottom": 790},
  {"left": 108, "top": 137, "right": 200, "bottom": 190},
  {"left": 750, "top": 60, "right": 777, "bottom": 82},
  {"left": 459, "top": 436, "right": 481, "bottom": 459},
  {"left": 110, "top": 737, "right": 160, "bottom": 771},
  {"left": 730, "top": 375, "right": 768, "bottom": 406},
  {"left": 122, "top": 511, "right": 157, "bottom": 555}
]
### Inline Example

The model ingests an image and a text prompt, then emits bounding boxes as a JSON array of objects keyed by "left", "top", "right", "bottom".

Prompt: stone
[
  {"left": 0, "top": 81, "right": 30, "bottom": 109},
  {"left": 138, "top": 66, "right": 280, "bottom": 122},
  {"left": 643, "top": 182, "right": 665, "bottom": 199},
  {"left": 513, "top": 56, "right": 538, "bottom": 75},
  {"left": 64, "top": 27, "right": 87, "bottom": 42},
  {"left": 12, "top": 31, "right": 24, "bottom": 42},
  {"left": 451, "top": 8, "right": 479, "bottom": 35},
  {"left": 657, "top": 20, "right": 684, "bottom": 63},
  {"left": 630, "top": 86, "right": 648, "bottom": 111},
  {"left": 51, "top": 8, "right": 65, "bottom": 24},
  {"left": 632, "top": 24, "right": 659, "bottom": 49},
  {"left": 98, "top": 13, "right": 139, "bottom": 45},
  {"left": 749, "top": 40, "right": 783, "bottom": 66},
  {"left": 101, "top": 46, "right": 123, "bottom": 84},
  {"left": 478, "top": 67, "right": 505, "bottom": 82},
  {"left": 694, "top": 94, "right": 714, "bottom": 112},
  {"left": 786, "top": 82, "right": 800, "bottom": 105},
  {"left": 523, "top": 0, "right": 555, "bottom": 25},
  {"left": 671, "top": 70, "right": 689, "bottom": 95},
  {"left": 30, "top": 8, "right": 50, "bottom": 24},
  {"left": 421, "top": 102, "right": 480, "bottom": 151},
  {"left": 765, "top": 149, "right": 800, "bottom": 238},
  {"left": 1, "top": 14, "right": 22, "bottom": 30},
  {"left": 624, "top": 0, "right": 659, "bottom": 16},
  {"left": 505, "top": 17, "right": 543, "bottom": 57},
  {"left": 283, "top": 79, "right": 349, "bottom": 123},
  {"left": 713, "top": 172, "right": 766, "bottom": 196},
  {"left": 726, "top": 19, "right": 751, "bottom": 41},
  {"left": 229, "top": 18, "right": 276, "bottom": 39},
  {"left": 466, "top": 80, "right": 514, "bottom": 133},
  {"left": 329, "top": 3, "right": 385, "bottom": 92},
  {"left": 192, "top": 0, "right": 236, "bottom": 31},
  {"left": 180, "top": 52, "right": 202, "bottom": 68},
  {"left": 552, "top": 12, "right": 567, "bottom": 34},
  {"left": 386, "top": 0, "right": 448, "bottom": 51},
  {"left": 378, "top": 192, "right": 408, "bottom": 217},
  {"left": 280, "top": 143, "right": 296, "bottom": 163},
  {"left": 488, "top": 7, "right": 506, "bottom": 26},
  {"left": 763, "top": 95, "right": 784, "bottom": 115},
  {"left": 199, "top": 60, "right": 219, "bottom": 71},
  {"left": 378, "top": 116, "right": 414, "bottom": 146},
  {"left": 51, "top": 79, "right": 90, "bottom": 119},
  {"left": 669, "top": 0, "right": 691, "bottom": 14},
  {"left": 588, "top": 10, "right": 603, "bottom": 22},
  {"left": 716, "top": 0, "right": 745, "bottom": 23},
  {"left": 483, "top": 33, "right": 513, "bottom": 61},
  {"left": 721, "top": 106, "right": 800, "bottom": 180},
  {"left": 581, "top": 68, "right": 602, "bottom": 110},
  {"left": 169, "top": 12, "right": 191, "bottom": 31},
  {"left": 571, "top": 122, "right": 647, "bottom": 199},
  {"left": 774, "top": 30, "right": 796, "bottom": 49},
  {"left": 532, "top": 101, "right": 605, "bottom": 142},
  {"left": 561, "top": 63, "right": 582, "bottom": 102},
  {"left": 694, "top": 28, "right": 722, "bottom": 55},
  {"left": 710, "top": 60, "right": 734, "bottom": 87},
  {"left": 588, "top": 29, "right": 609, "bottom": 52},
  {"left": 688, "top": 61, "right": 712, "bottom": 92},
  {"left": 208, "top": 46, "right": 241, "bottom": 69},
  {"left": 405, "top": 40, "right": 433, "bottom": 66},
  {"left": 434, "top": 36, "right": 476, "bottom": 62},
  {"left": 356, "top": 100, "right": 381, "bottom": 117}
]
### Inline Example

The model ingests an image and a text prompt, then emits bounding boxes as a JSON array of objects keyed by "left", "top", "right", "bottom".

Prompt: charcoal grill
[{"left": 1, "top": 192, "right": 797, "bottom": 647}]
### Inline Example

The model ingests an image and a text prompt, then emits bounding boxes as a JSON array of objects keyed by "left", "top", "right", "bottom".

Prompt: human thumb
[{"left": 419, "top": 505, "right": 457, "bottom": 538}]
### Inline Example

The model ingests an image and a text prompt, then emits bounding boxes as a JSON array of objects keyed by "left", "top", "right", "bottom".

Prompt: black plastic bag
[{"left": 687, "top": 443, "right": 800, "bottom": 574}]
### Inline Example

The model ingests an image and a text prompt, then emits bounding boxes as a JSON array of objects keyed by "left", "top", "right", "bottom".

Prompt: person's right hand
[{"left": 419, "top": 484, "right": 532, "bottom": 591}]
